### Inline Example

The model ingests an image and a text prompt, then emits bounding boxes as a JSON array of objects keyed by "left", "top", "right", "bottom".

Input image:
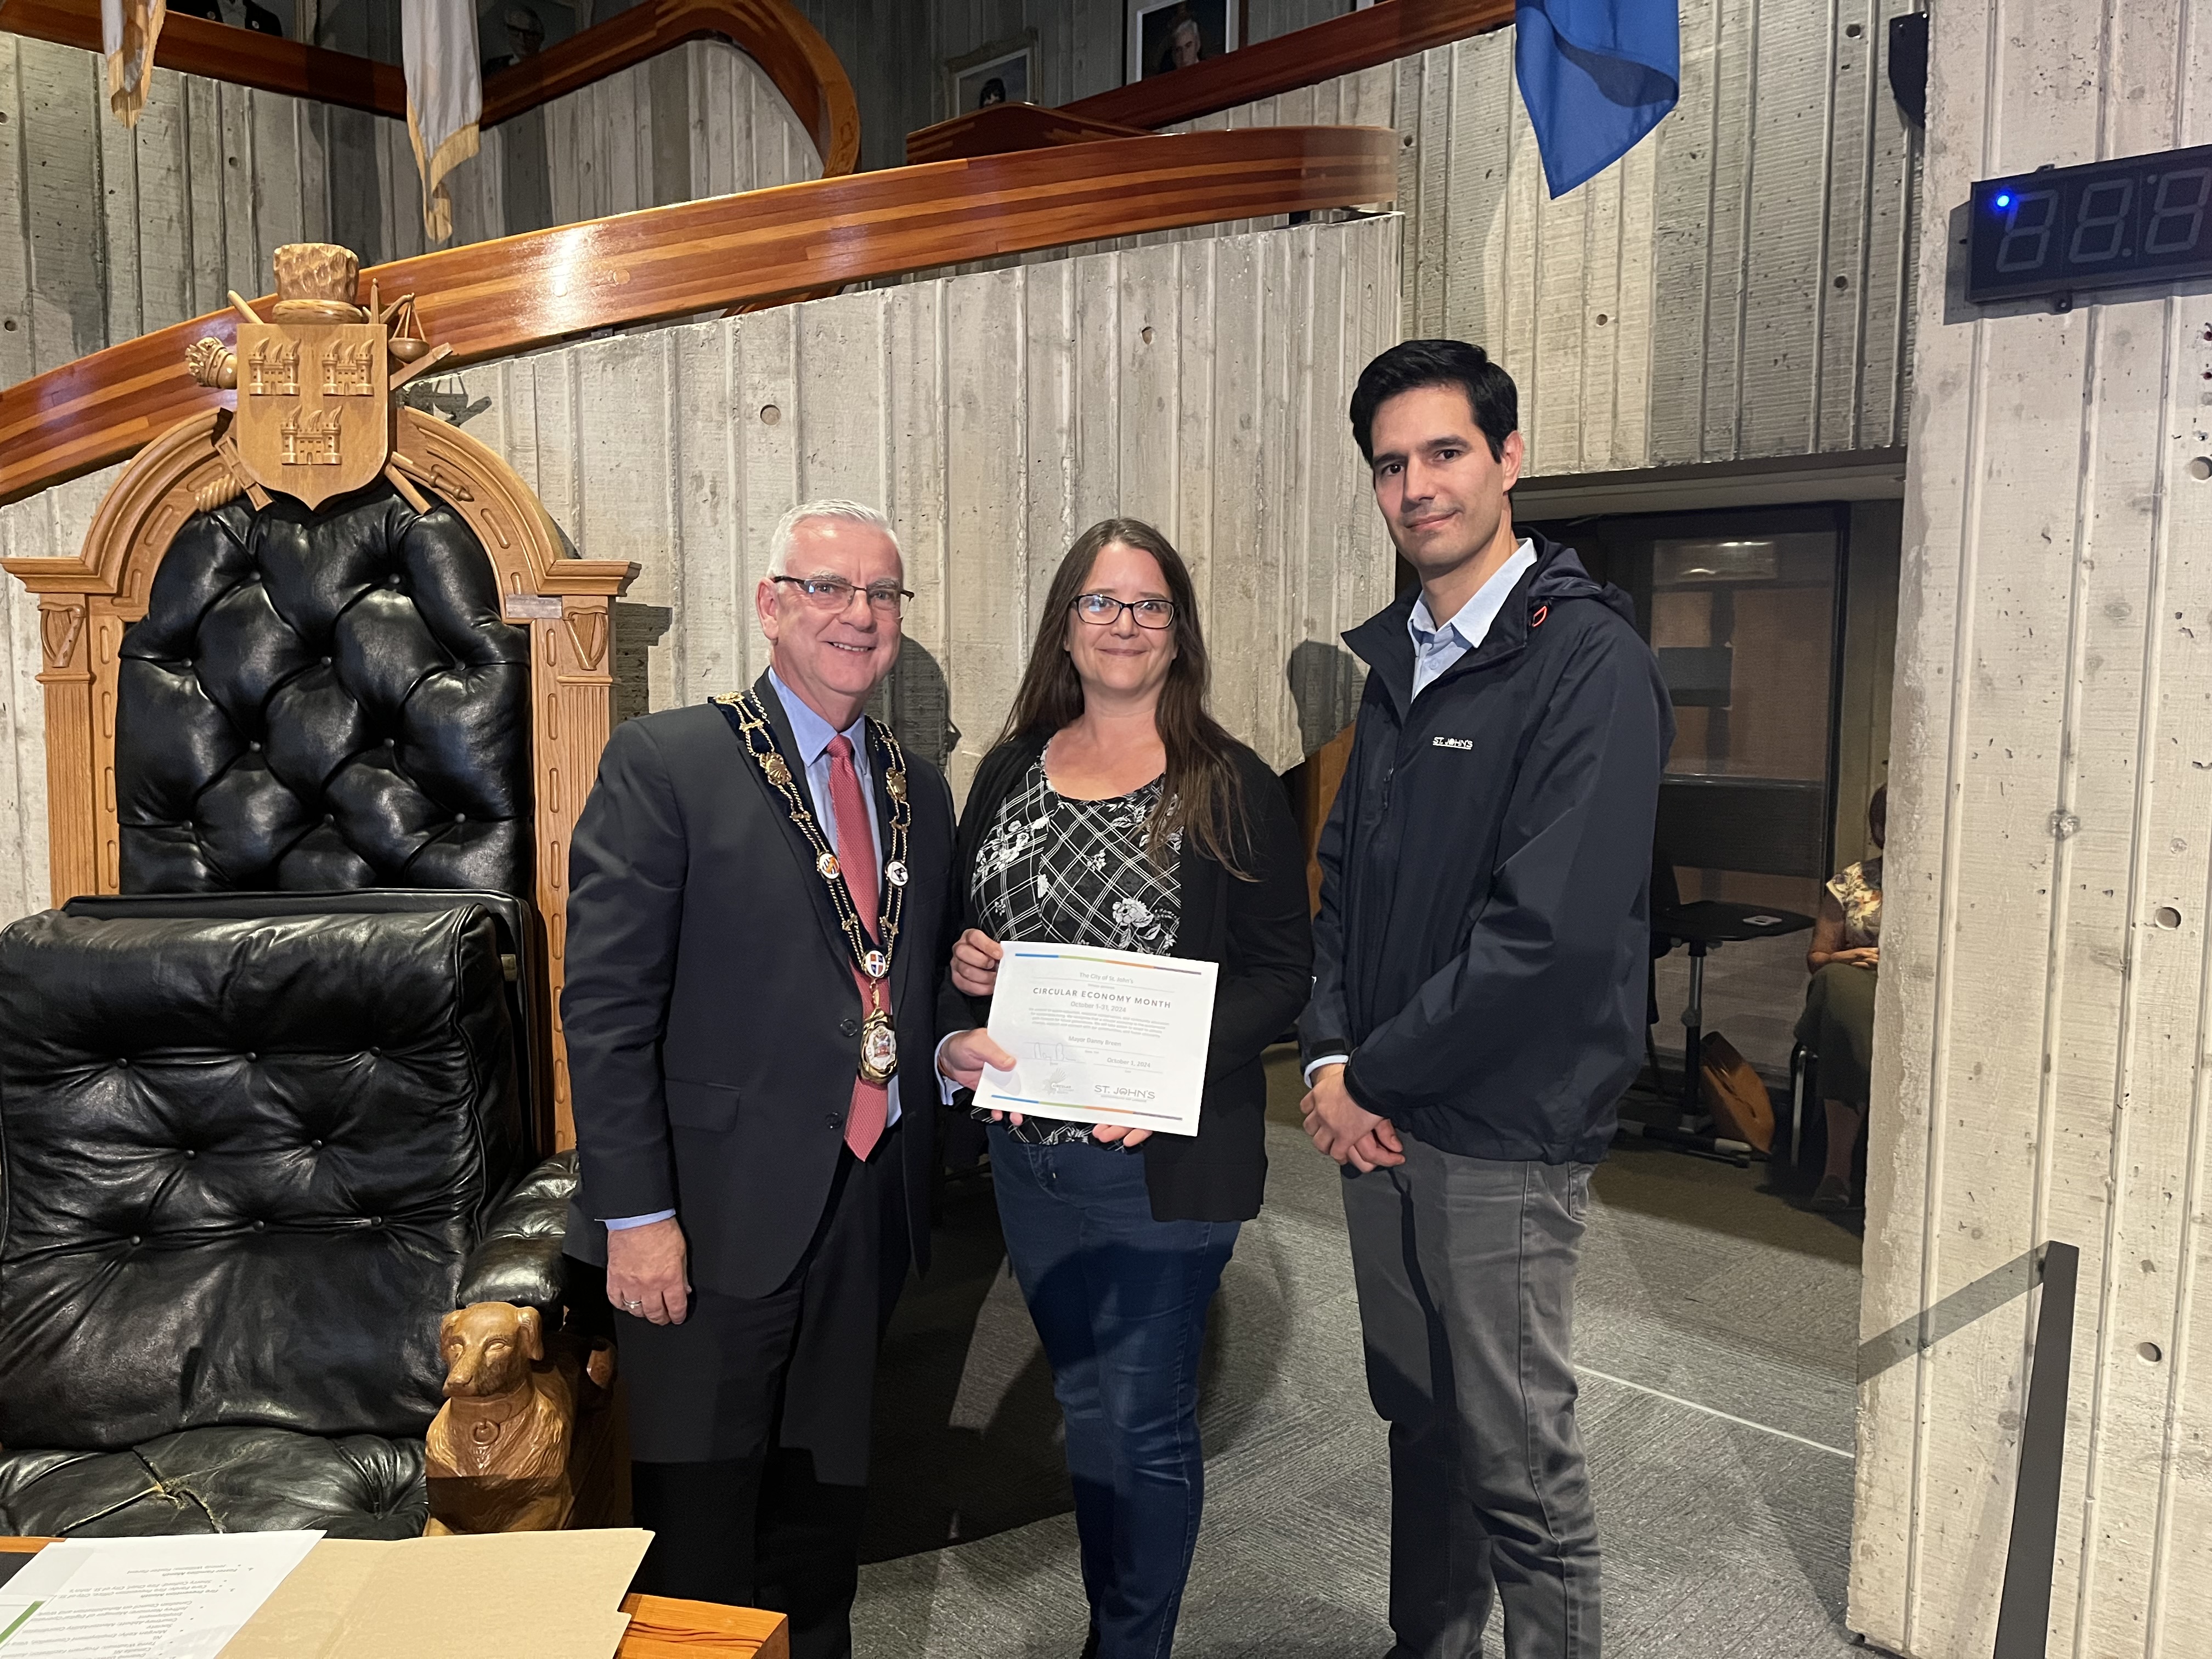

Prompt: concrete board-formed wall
[
  {"left": 1854, "top": 1, "right": 2212, "bottom": 1655},
  {"left": 0, "top": 33, "right": 817, "bottom": 385},
  {"left": 0, "top": 215, "right": 1399, "bottom": 923},
  {"left": 1180, "top": 0, "right": 1922, "bottom": 478},
  {"left": 470, "top": 213, "right": 1398, "bottom": 792}
]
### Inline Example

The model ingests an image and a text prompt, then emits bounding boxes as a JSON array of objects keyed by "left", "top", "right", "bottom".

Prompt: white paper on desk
[
  {"left": 973, "top": 940, "right": 1218, "bottom": 1136},
  {"left": 0, "top": 1530, "right": 320, "bottom": 1658}
]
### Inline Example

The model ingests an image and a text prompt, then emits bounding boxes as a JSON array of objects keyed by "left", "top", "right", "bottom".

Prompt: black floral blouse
[{"left": 968, "top": 749, "right": 1181, "bottom": 1146}]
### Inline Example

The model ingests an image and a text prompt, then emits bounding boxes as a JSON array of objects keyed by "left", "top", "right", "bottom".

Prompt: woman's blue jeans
[{"left": 988, "top": 1124, "right": 1239, "bottom": 1659}]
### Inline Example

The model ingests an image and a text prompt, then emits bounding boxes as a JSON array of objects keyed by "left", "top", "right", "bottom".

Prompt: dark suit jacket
[
  {"left": 561, "top": 674, "right": 956, "bottom": 1299},
  {"left": 942, "top": 733, "right": 1312, "bottom": 1222}
]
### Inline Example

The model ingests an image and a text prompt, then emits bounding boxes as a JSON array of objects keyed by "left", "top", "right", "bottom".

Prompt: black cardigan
[{"left": 941, "top": 732, "right": 1313, "bottom": 1223}]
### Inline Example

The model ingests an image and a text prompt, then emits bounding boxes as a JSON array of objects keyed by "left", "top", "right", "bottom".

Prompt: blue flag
[{"left": 1514, "top": 0, "right": 1681, "bottom": 198}]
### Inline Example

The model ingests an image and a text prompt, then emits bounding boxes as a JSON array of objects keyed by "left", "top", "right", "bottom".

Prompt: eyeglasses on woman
[{"left": 1071, "top": 592, "right": 1177, "bottom": 630}]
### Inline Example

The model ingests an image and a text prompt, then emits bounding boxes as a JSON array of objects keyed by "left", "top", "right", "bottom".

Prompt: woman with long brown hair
[{"left": 936, "top": 517, "right": 1310, "bottom": 1657}]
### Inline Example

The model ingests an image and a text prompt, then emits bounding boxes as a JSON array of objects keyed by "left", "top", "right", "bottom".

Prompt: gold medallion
[
  {"left": 886, "top": 770, "right": 907, "bottom": 803},
  {"left": 816, "top": 851, "right": 840, "bottom": 881},
  {"left": 860, "top": 1010, "right": 898, "bottom": 1082}
]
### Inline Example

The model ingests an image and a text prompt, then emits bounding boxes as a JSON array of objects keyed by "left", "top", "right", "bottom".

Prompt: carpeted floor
[{"left": 855, "top": 1052, "right": 1865, "bottom": 1657}]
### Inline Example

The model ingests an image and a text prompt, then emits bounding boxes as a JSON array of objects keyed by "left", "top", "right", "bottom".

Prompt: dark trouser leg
[
  {"left": 758, "top": 1137, "right": 909, "bottom": 1659},
  {"left": 1342, "top": 1137, "right": 1600, "bottom": 1659},
  {"left": 992, "top": 1127, "right": 1238, "bottom": 1659},
  {"left": 753, "top": 1449, "right": 871, "bottom": 1659},
  {"left": 1081, "top": 1180, "right": 1235, "bottom": 1659},
  {"left": 989, "top": 1125, "right": 1113, "bottom": 1633},
  {"left": 617, "top": 1284, "right": 798, "bottom": 1606},
  {"left": 1821, "top": 1102, "right": 1865, "bottom": 1181},
  {"left": 1341, "top": 1157, "right": 1490, "bottom": 1659},
  {"left": 630, "top": 1458, "right": 769, "bottom": 1606},
  {"left": 616, "top": 1135, "right": 906, "bottom": 1659}
]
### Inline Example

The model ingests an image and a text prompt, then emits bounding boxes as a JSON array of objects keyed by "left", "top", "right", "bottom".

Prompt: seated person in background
[
  {"left": 1798, "top": 786, "right": 1884, "bottom": 1210},
  {"left": 170, "top": 0, "right": 284, "bottom": 34}
]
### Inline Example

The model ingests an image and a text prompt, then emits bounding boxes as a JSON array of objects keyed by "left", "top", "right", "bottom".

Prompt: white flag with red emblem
[
  {"left": 401, "top": 0, "right": 482, "bottom": 244},
  {"left": 100, "top": 0, "right": 167, "bottom": 126}
]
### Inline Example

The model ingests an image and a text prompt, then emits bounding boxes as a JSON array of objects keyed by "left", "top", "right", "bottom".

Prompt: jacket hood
[{"left": 1527, "top": 537, "right": 1637, "bottom": 625}]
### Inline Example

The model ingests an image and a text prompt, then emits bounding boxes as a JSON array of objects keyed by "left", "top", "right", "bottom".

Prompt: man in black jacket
[
  {"left": 1299, "top": 342, "right": 1672, "bottom": 1659},
  {"left": 562, "top": 500, "right": 964, "bottom": 1659}
]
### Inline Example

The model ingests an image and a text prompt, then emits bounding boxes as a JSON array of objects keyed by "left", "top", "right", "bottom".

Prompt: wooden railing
[
  {"left": 0, "top": 125, "right": 1399, "bottom": 505},
  {"left": 909, "top": 0, "right": 1512, "bottom": 164},
  {"left": 0, "top": 0, "right": 859, "bottom": 173}
]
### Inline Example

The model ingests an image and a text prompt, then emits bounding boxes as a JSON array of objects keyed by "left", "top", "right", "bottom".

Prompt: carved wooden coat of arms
[{"left": 185, "top": 242, "right": 452, "bottom": 513}]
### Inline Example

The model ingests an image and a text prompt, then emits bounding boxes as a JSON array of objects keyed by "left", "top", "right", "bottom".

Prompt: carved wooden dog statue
[{"left": 424, "top": 1302, "right": 579, "bottom": 1534}]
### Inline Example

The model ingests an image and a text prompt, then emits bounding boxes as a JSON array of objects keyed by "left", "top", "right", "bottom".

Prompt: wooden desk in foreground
[{"left": 0, "top": 1537, "right": 788, "bottom": 1658}]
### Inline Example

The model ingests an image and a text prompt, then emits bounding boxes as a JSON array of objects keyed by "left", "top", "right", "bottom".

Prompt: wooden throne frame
[{"left": 0, "top": 407, "right": 636, "bottom": 1148}]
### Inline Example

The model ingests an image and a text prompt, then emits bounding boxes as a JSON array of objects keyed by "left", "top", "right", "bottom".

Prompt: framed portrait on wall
[
  {"left": 1126, "top": 0, "right": 1238, "bottom": 85},
  {"left": 950, "top": 43, "right": 1032, "bottom": 116}
]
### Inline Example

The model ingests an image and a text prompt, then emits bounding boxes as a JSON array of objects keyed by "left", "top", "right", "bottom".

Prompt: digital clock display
[{"left": 1968, "top": 143, "right": 2212, "bottom": 304}]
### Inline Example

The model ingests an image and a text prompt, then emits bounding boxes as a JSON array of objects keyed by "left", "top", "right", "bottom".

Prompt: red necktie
[{"left": 827, "top": 734, "right": 888, "bottom": 1161}]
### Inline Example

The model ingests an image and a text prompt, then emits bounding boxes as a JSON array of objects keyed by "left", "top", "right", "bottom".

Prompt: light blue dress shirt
[
  {"left": 603, "top": 669, "right": 899, "bottom": 1231},
  {"left": 1305, "top": 538, "right": 1536, "bottom": 1088},
  {"left": 1407, "top": 538, "right": 1537, "bottom": 700}
]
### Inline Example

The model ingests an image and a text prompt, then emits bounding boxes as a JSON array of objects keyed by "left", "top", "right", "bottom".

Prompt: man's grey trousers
[{"left": 1340, "top": 1132, "right": 1600, "bottom": 1659}]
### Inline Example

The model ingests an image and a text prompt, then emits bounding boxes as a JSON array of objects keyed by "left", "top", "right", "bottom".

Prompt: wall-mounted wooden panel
[
  {"left": 0, "top": 215, "right": 1397, "bottom": 922},
  {"left": 0, "top": 33, "right": 820, "bottom": 386},
  {"left": 1855, "top": 1, "right": 2212, "bottom": 1655}
]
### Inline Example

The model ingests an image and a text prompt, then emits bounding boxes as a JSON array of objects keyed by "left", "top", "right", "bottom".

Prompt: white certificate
[
  {"left": 0, "top": 1531, "right": 321, "bottom": 1658},
  {"left": 972, "top": 941, "right": 1218, "bottom": 1136}
]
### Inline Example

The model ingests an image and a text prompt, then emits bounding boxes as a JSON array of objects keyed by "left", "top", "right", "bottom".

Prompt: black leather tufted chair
[
  {"left": 0, "top": 483, "right": 577, "bottom": 1538},
  {"left": 115, "top": 488, "right": 533, "bottom": 896}
]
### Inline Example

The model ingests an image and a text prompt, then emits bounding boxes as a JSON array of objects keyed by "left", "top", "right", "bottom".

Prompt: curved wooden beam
[
  {"left": 0, "top": 126, "right": 1398, "bottom": 507},
  {"left": 1062, "top": 0, "right": 1513, "bottom": 134},
  {"left": 0, "top": 0, "right": 856, "bottom": 172},
  {"left": 478, "top": 0, "right": 857, "bottom": 172}
]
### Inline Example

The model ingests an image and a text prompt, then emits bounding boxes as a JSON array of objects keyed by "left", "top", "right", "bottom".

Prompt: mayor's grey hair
[{"left": 765, "top": 499, "right": 901, "bottom": 578}]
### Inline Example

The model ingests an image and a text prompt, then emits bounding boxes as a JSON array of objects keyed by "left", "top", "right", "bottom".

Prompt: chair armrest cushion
[{"left": 459, "top": 1151, "right": 578, "bottom": 1312}]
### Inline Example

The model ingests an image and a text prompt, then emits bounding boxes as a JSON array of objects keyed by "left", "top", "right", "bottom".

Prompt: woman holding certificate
[{"left": 937, "top": 518, "right": 1311, "bottom": 1658}]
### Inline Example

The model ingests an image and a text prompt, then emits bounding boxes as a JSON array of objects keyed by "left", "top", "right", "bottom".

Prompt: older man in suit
[{"left": 562, "top": 500, "right": 1001, "bottom": 1658}]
